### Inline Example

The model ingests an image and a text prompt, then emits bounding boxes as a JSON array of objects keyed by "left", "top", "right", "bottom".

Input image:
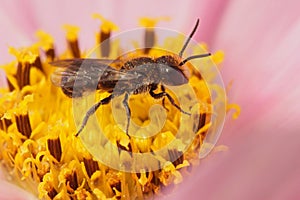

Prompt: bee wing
[
  {"left": 49, "top": 58, "right": 124, "bottom": 68},
  {"left": 50, "top": 58, "right": 137, "bottom": 89}
]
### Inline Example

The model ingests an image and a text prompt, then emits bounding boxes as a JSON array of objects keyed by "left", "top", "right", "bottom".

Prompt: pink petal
[
  {"left": 167, "top": 128, "right": 300, "bottom": 200},
  {"left": 0, "top": 180, "right": 36, "bottom": 200},
  {"left": 2, "top": 1, "right": 299, "bottom": 199},
  {"left": 211, "top": 1, "right": 300, "bottom": 134},
  {"left": 0, "top": 69, "right": 7, "bottom": 88},
  {"left": 166, "top": 1, "right": 300, "bottom": 199},
  {"left": 0, "top": 10, "right": 31, "bottom": 62}
]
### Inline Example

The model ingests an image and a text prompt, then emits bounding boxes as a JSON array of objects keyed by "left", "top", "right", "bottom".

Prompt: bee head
[{"left": 156, "top": 55, "right": 189, "bottom": 86}]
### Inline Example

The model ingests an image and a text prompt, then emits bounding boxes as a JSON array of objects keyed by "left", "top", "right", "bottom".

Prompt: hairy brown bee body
[{"left": 50, "top": 19, "right": 210, "bottom": 136}]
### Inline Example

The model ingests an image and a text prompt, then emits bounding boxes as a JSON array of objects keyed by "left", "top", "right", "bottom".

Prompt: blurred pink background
[{"left": 1, "top": 0, "right": 299, "bottom": 199}]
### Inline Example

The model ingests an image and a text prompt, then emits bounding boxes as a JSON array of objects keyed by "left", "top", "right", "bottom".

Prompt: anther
[
  {"left": 66, "top": 171, "right": 79, "bottom": 191},
  {"left": 139, "top": 17, "right": 169, "bottom": 54},
  {"left": 9, "top": 47, "right": 37, "bottom": 89},
  {"left": 93, "top": 14, "right": 119, "bottom": 57},
  {"left": 63, "top": 25, "right": 81, "bottom": 58},
  {"left": 0, "top": 117, "right": 12, "bottom": 132},
  {"left": 47, "top": 137, "right": 62, "bottom": 162},
  {"left": 16, "top": 114, "right": 32, "bottom": 138},
  {"left": 168, "top": 149, "right": 184, "bottom": 167},
  {"left": 47, "top": 187, "right": 58, "bottom": 199},
  {"left": 83, "top": 157, "right": 99, "bottom": 178},
  {"left": 36, "top": 31, "right": 56, "bottom": 61}
]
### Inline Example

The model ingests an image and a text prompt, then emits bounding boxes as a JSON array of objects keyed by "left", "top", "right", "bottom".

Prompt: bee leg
[
  {"left": 160, "top": 85, "right": 169, "bottom": 111},
  {"left": 122, "top": 93, "right": 131, "bottom": 136},
  {"left": 75, "top": 94, "right": 113, "bottom": 137},
  {"left": 149, "top": 89, "right": 191, "bottom": 116}
]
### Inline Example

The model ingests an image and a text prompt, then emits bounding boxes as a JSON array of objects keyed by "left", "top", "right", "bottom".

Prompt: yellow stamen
[
  {"left": 139, "top": 17, "right": 170, "bottom": 27},
  {"left": 83, "top": 157, "right": 99, "bottom": 178},
  {"left": 9, "top": 47, "right": 38, "bottom": 64},
  {"left": 36, "top": 30, "right": 54, "bottom": 51},
  {"left": 62, "top": 25, "right": 80, "bottom": 42},
  {"left": 0, "top": 61, "right": 19, "bottom": 91},
  {"left": 168, "top": 149, "right": 184, "bottom": 167},
  {"left": 15, "top": 114, "right": 32, "bottom": 138},
  {"left": 63, "top": 25, "right": 81, "bottom": 58},
  {"left": 139, "top": 17, "right": 170, "bottom": 54},
  {"left": 47, "top": 138, "right": 62, "bottom": 162},
  {"left": 0, "top": 14, "right": 237, "bottom": 200},
  {"left": 227, "top": 103, "right": 241, "bottom": 119},
  {"left": 36, "top": 30, "right": 55, "bottom": 61},
  {"left": 8, "top": 46, "right": 45, "bottom": 88},
  {"left": 211, "top": 50, "right": 225, "bottom": 65},
  {"left": 93, "top": 13, "right": 119, "bottom": 57},
  {"left": 92, "top": 13, "right": 119, "bottom": 33}
]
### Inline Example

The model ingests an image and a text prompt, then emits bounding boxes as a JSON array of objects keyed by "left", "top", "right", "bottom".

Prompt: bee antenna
[
  {"left": 179, "top": 53, "right": 211, "bottom": 66},
  {"left": 178, "top": 19, "right": 200, "bottom": 57}
]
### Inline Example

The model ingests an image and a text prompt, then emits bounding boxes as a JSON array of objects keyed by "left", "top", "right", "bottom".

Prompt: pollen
[
  {"left": 227, "top": 103, "right": 241, "bottom": 119},
  {"left": 139, "top": 17, "right": 170, "bottom": 27},
  {"left": 36, "top": 30, "right": 56, "bottom": 61},
  {"left": 9, "top": 47, "right": 38, "bottom": 64},
  {"left": 63, "top": 25, "right": 82, "bottom": 58},
  {"left": 92, "top": 13, "right": 119, "bottom": 34},
  {"left": 36, "top": 30, "right": 54, "bottom": 51},
  {"left": 93, "top": 14, "right": 119, "bottom": 58},
  {"left": 63, "top": 25, "right": 80, "bottom": 42},
  {"left": 0, "top": 15, "right": 236, "bottom": 200},
  {"left": 139, "top": 17, "right": 171, "bottom": 54}
]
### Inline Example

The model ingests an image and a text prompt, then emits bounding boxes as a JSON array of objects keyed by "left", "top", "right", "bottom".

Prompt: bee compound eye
[{"left": 161, "top": 65, "right": 188, "bottom": 86}]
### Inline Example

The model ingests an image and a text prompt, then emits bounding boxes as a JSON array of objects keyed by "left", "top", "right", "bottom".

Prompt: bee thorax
[{"left": 132, "top": 84, "right": 152, "bottom": 95}]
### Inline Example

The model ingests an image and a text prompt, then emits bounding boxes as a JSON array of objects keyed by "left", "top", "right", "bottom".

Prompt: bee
[{"left": 50, "top": 19, "right": 211, "bottom": 137}]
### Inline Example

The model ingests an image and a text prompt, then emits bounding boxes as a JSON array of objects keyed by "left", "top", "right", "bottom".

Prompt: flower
[
  {"left": 1, "top": 0, "right": 299, "bottom": 200},
  {"left": 0, "top": 21, "right": 223, "bottom": 199},
  {"left": 0, "top": 1, "right": 231, "bottom": 199}
]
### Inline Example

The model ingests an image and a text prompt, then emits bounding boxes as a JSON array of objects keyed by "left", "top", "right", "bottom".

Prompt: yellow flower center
[{"left": 0, "top": 15, "right": 238, "bottom": 199}]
